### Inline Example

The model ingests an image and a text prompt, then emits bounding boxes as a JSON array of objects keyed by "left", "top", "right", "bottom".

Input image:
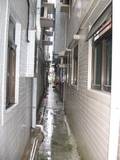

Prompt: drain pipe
[
  {"left": 29, "top": 125, "right": 44, "bottom": 160},
  {"left": 29, "top": 138, "right": 36, "bottom": 160},
  {"left": 29, "top": 138, "right": 39, "bottom": 160},
  {"left": 27, "top": 0, "right": 30, "bottom": 42},
  {"left": 32, "top": 78, "right": 37, "bottom": 128}
]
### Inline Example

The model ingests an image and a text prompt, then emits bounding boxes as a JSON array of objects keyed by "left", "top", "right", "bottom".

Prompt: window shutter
[{"left": 87, "top": 3, "right": 112, "bottom": 40}]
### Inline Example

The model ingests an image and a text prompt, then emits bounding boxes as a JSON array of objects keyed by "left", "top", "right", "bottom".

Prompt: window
[
  {"left": 92, "top": 19, "right": 112, "bottom": 92},
  {"left": 41, "top": 7, "right": 44, "bottom": 17},
  {"left": 6, "top": 17, "right": 16, "bottom": 108},
  {"left": 64, "top": 51, "right": 72, "bottom": 84},
  {"left": 104, "top": 36, "right": 112, "bottom": 90},
  {"left": 92, "top": 40, "right": 102, "bottom": 89},
  {"left": 66, "top": 54, "right": 69, "bottom": 83},
  {"left": 69, "top": 52, "right": 72, "bottom": 84},
  {"left": 65, "top": 50, "right": 73, "bottom": 85},
  {"left": 73, "top": 44, "right": 78, "bottom": 85},
  {"left": 60, "top": 0, "right": 69, "bottom": 4}
]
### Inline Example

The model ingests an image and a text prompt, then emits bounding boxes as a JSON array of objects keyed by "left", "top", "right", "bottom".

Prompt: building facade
[
  {"left": 65, "top": 1, "right": 112, "bottom": 159},
  {"left": 54, "top": 0, "right": 120, "bottom": 160},
  {"left": 0, "top": 0, "right": 47, "bottom": 159}
]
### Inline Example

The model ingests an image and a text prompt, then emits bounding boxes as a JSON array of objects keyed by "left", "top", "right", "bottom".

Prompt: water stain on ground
[{"left": 37, "top": 85, "right": 80, "bottom": 160}]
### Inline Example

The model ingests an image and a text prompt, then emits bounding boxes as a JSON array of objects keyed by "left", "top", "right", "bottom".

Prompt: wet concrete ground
[{"left": 37, "top": 85, "right": 80, "bottom": 160}]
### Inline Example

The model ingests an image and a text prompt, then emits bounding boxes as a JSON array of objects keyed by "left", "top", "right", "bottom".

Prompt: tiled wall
[
  {"left": 0, "top": 78, "right": 32, "bottom": 160},
  {"left": 0, "top": 0, "right": 35, "bottom": 159},
  {"left": 64, "top": 0, "right": 112, "bottom": 160}
]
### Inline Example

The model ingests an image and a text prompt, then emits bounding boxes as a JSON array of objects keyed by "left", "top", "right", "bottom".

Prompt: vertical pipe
[
  {"left": 27, "top": 0, "right": 30, "bottom": 42},
  {"left": 32, "top": 78, "right": 37, "bottom": 128}
]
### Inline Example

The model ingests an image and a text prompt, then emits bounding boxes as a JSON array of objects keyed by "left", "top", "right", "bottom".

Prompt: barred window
[
  {"left": 73, "top": 44, "right": 78, "bottom": 85},
  {"left": 92, "top": 19, "right": 112, "bottom": 92}
]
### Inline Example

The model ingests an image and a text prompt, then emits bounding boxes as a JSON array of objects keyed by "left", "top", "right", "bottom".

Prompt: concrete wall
[
  {"left": 0, "top": 78, "right": 33, "bottom": 160},
  {"left": 64, "top": 0, "right": 113, "bottom": 160},
  {"left": 0, "top": 0, "right": 36, "bottom": 159}
]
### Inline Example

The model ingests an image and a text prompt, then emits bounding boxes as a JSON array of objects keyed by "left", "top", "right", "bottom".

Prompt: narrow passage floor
[{"left": 37, "top": 85, "right": 80, "bottom": 160}]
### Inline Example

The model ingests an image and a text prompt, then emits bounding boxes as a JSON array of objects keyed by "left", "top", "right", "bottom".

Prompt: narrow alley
[
  {"left": 0, "top": 0, "right": 120, "bottom": 160},
  {"left": 37, "top": 85, "right": 80, "bottom": 160}
]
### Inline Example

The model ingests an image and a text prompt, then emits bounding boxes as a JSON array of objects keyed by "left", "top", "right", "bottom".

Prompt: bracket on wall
[
  {"left": 66, "top": 48, "right": 71, "bottom": 52},
  {"left": 73, "top": 34, "right": 80, "bottom": 40}
]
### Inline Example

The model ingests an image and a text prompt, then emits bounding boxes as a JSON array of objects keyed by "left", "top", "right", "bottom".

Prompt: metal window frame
[{"left": 91, "top": 29, "right": 112, "bottom": 92}]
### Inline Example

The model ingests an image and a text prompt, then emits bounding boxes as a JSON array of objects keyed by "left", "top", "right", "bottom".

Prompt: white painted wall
[{"left": 0, "top": 0, "right": 35, "bottom": 159}]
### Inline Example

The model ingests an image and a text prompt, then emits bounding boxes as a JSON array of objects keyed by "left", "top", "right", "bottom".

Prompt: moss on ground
[
  {"left": 64, "top": 143, "right": 73, "bottom": 152},
  {"left": 52, "top": 136, "right": 73, "bottom": 152}
]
